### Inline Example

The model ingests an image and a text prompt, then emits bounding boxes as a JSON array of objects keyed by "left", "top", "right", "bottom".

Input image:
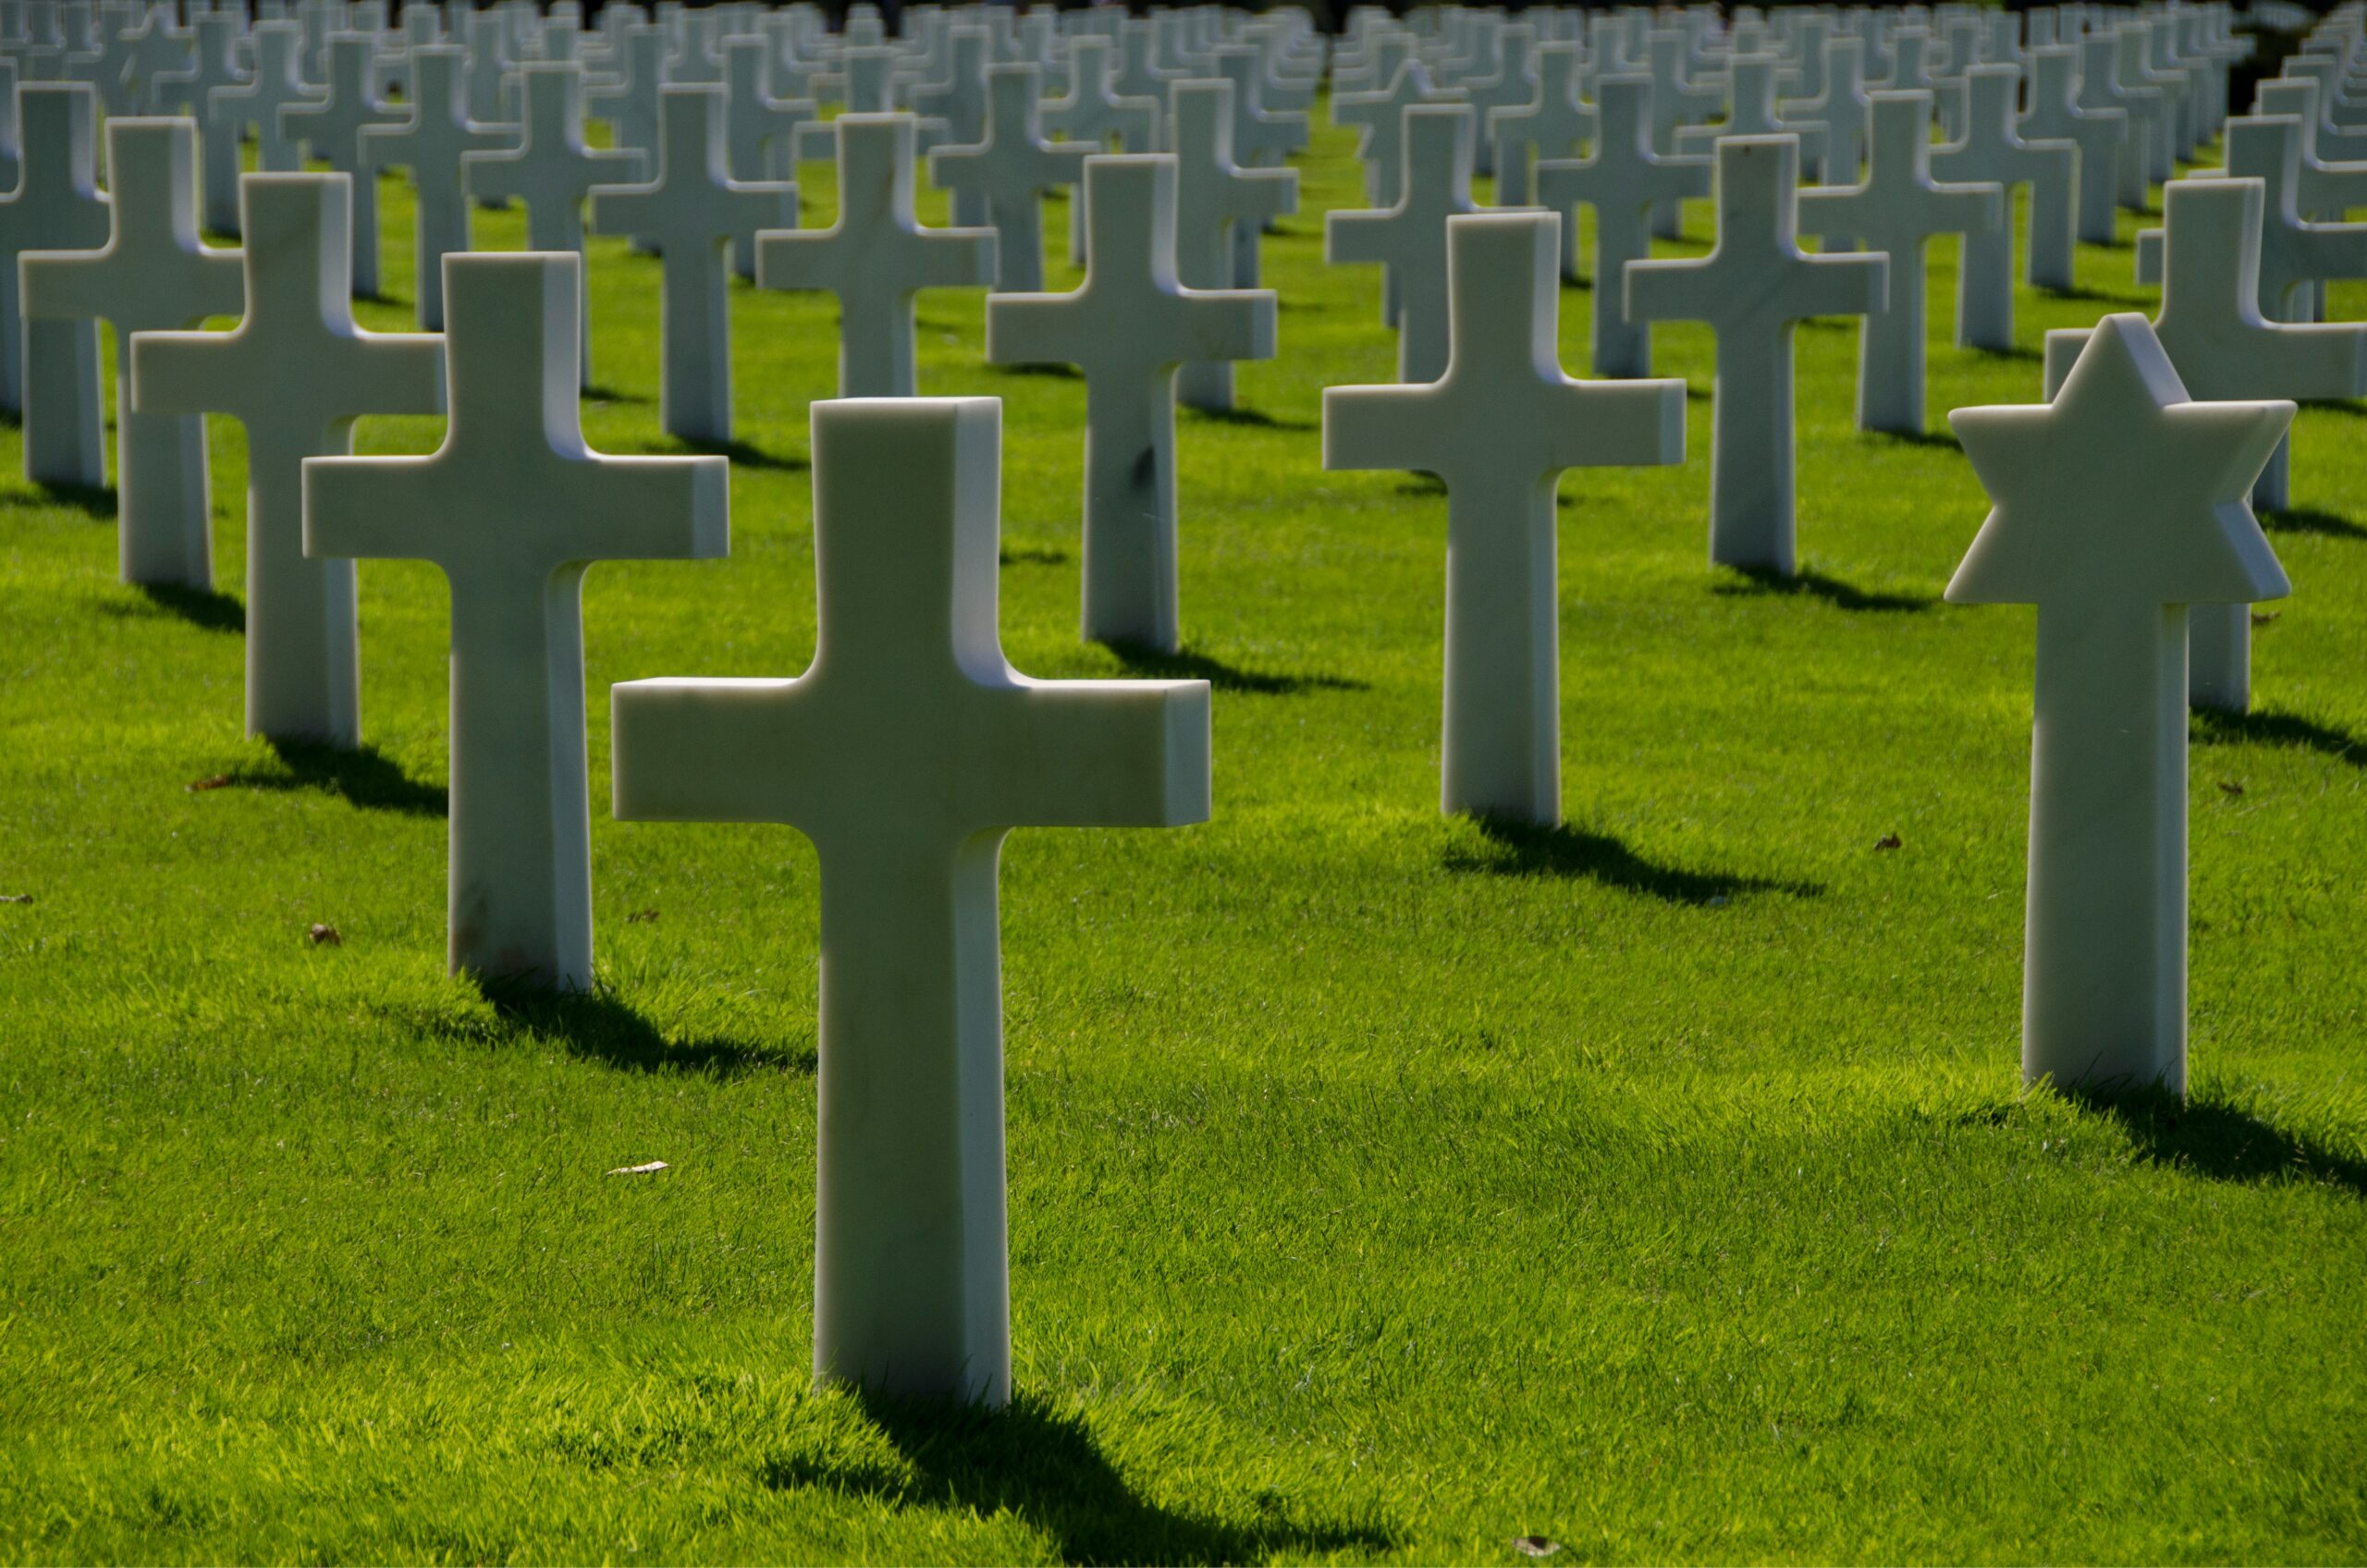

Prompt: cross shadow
[
  {"left": 1712, "top": 564, "right": 1936, "bottom": 612},
  {"left": 583, "top": 383, "right": 652, "bottom": 406},
  {"left": 471, "top": 979, "right": 814, "bottom": 1080},
  {"left": 1682, "top": 382, "right": 1711, "bottom": 401},
  {"left": 1182, "top": 404, "right": 1318, "bottom": 432},
  {"left": 2058, "top": 1083, "right": 2367, "bottom": 1196},
  {"left": 761, "top": 1390, "right": 1395, "bottom": 1565},
  {"left": 1101, "top": 640, "right": 1368, "bottom": 695},
  {"left": 663, "top": 435, "right": 809, "bottom": 472},
  {"left": 1444, "top": 816, "right": 1822, "bottom": 904},
  {"left": 1394, "top": 472, "right": 1447, "bottom": 496},
  {"left": 2296, "top": 398, "right": 2367, "bottom": 420},
  {"left": 2051, "top": 282, "right": 2151, "bottom": 304},
  {"left": 221, "top": 739, "right": 448, "bottom": 816},
  {"left": 1968, "top": 342, "right": 2043, "bottom": 363},
  {"left": 130, "top": 582, "right": 245, "bottom": 634},
  {"left": 996, "top": 361, "right": 1081, "bottom": 379},
  {"left": 999, "top": 544, "right": 1070, "bottom": 566},
  {"left": 1861, "top": 426, "right": 1960, "bottom": 451},
  {"left": 2190, "top": 705, "right": 2366, "bottom": 767},
  {"left": 2261, "top": 505, "right": 2367, "bottom": 540},
  {"left": 0, "top": 481, "right": 117, "bottom": 520}
]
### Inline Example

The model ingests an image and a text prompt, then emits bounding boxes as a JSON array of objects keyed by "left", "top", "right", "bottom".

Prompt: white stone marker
[
  {"left": 585, "top": 23, "right": 664, "bottom": 170},
  {"left": 609, "top": 394, "right": 1210, "bottom": 1406},
  {"left": 1334, "top": 58, "right": 1462, "bottom": 210},
  {"left": 721, "top": 34, "right": 813, "bottom": 278},
  {"left": 134, "top": 173, "right": 444, "bottom": 744},
  {"left": 1324, "top": 212, "right": 1684, "bottom": 825},
  {"left": 153, "top": 10, "right": 250, "bottom": 235},
  {"left": 1627, "top": 136, "right": 1887, "bottom": 574},
  {"left": 2023, "top": 44, "right": 2128, "bottom": 246},
  {"left": 22, "top": 116, "right": 242, "bottom": 585},
  {"left": 2044, "top": 178, "right": 2366, "bottom": 714},
  {"left": 589, "top": 84, "right": 792, "bottom": 444},
  {"left": 1488, "top": 40, "right": 1591, "bottom": 206},
  {"left": 209, "top": 22, "right": 318, "bottom": 181},
  {"left": 361, "top": 44, "right": 510, "bottom": 329},
  {"left": 1798, "top": 91, "right": 2002, "bottom": 435},
  {"left": 1170, "top": 78, "right": 1297, "bottom": 413},
  {"left": 463, "top": 62, "right": 644, "bottom": 389},
  {"left": 2077, "top": 31, "right": 2158, "bottom": 212},
  {"left": 305, "top": 252, "right": 728, "bottom": 990},
  {"left": 281, "top": 33, "right": 403, "bottom": 296},
  {"left": 986, "top": 154, "right": 1273, "bottom": 653},
  {"left": 755, "top": 113, "right": 996, "bottom": 398},
  {"left": 909, "top": 24, "right": 990, "bottom": 225},
  {"left": 1947, "top": 313, "right": 2289, "bottom": 1096},
  {"left": 1326, "top": 104, "right": 1479, "bottom": 385},
  {"left": 1933, "top": 63, "right": 2078, "bottom": 348},
  {"left": 928, "top": 64, "right": 1089, "bottom": 294},
  {"left": 1, "top": 83, "right": 108, "bottom": 474},
  {"left": 1782, "top": 34, "right": 1871, "bottom": 186}
]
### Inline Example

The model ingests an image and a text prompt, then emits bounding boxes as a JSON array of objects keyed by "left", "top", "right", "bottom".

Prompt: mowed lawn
[{"left": 1, "top": 100, "right": 2362, "bottom": 1564}]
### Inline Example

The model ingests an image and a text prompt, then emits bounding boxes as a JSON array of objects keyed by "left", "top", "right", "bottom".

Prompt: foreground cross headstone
[
  {"left": 756, "top": 113, "right": 996, "bottom": 398},
  {"left": 1627, "top": 136, "right": 1887, "bottom": 574},
  {"left": 609, "top": 395, "right": 1210, "bottom": 1406},
  {"left": 2044, "top": 178, "right": 2366, "bottom": 714},
  {"left": 1324, "top": 212, "right": 1684, "bottom": 825},
  {"left": 305, "top": 252, "right": 728, "bottom": 989},
  {"left": 134, "top": 173, "right": 445, "bottom": 745},
  {"left": 590, "top": 85, "right": 794, "bottom": 443},
  {"left": 1326, "top": 104, "right": 1479, "bottom": 384},
  {"left": 281, "top": 33, "right": 406, "bottom": 297},
  {"left": 462, "top": 62, "right": 646, "bottom": 388},
  {"left": 3, "top": 84, "right": 110, "bottom": 485},
  {"left": 1170, "top": 78, "right": 1296, "bottom": 412},
  {"left": 22, "top": 116, "right": 242, "bottom": 585},
  {"left": 1948, "top": 313, "right": 2289, "bottom": 1096},
  {"left": 1932, "top": 64, "right": 2078, "bottom": 348},
  {"left": 361, "top": 44, "right": 512, "bottom": 329},
  {"left": 1798, "top": 90, "right": 2002, "bottom": 435},
  {"left": 986, "top": 154, "right": 1274, "bottom": 652},
  {"left": 928, "top": 64, "right": 1090, "bottom": 294}
]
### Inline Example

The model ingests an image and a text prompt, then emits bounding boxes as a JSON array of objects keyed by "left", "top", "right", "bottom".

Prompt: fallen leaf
[
  {"left": 1513, "top": 1538, "right": 1562, "bottom": 1559},
  {"left": 307, "top": 923, "right": 342, "bottom": 947},
  {"left": 187, "top": 774, "right": 231, "bottom": 792},
  {"left": 2251, "top": 610, "right": 2281, "bottom": 627},
  {"left": 0, "top": 894, "right": 31, "bottom": 905},
  {"left": 2218, "top": 780, "right": 2245, "bottom": 797},
  {"left": 607, "top": 1160, "right": 669, "bottom": 1176},
  {"left": 1875, "top": 832, "right": 1903, "bottom": 851},
  {"left": 627, "top": 908, "right": 660, "bottom": 925}
]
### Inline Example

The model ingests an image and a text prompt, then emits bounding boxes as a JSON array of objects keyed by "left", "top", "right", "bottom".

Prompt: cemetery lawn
[{"left": 4, "top": 113, "right": 2365, "bottom": 1566}]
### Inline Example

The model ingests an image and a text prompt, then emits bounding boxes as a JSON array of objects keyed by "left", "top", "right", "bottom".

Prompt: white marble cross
[
  {"left": 927, "top": 64, "right": 1089, "bottom": 294},
  {"left": 0, "top": 82, "right": 109, "bottom": 484},
  {"left": 755, "top": 112, "right": 996, "bottom": 398},
  {"left": 721, "top": 34, "right": 812, "bottom": 277},
  {"left": 1326, "top": 104, "right": 1478, "bottom": 385},
  {"left": 1677, "top": 55, "right": 1831, "bottom": 174},
  {"left": 1627, "top": 135, "right": 1887, "bottom": 574},
  {"left": 1643, "top": 27, "right": 1725, "bottom": 236},
  {"left": 2078, "top": 31, "right": 2158, "bottom": 211},
  {"left": 609, "top": 394, "right": 1209, "bottom": 1407},
  {"left": 1948, "top": 313, "right": 2289, "bottom": 1096},
  {"left": 589, "top": 84, "right": 793, "bottom": 443},
  {"left": 1533, "top": 76, "right": 1710, "bottom": 376},
  {"left": 305, "top": 251, "right": 728, "bottom": 991},
  {"left": 280, "top": 32, "right": 404, "bottom": 295},
  {"left": 1208, "top": 43, "right": 1307, "bottom": 288},
  {"left": 133, "top": 173, "right": 444, "bottom": 745},
  {"left": 1798, "top": 90, "right": 2002, "bottom": 435},
  {"left": 986, "top": 153, "right": 1273, "bottom": 652},
  {"left": 1780, "top": 33, "right": 1870, "bottom": 184},
  {"left": 2045, "top": 178, "right": 2367, "bottom": 714},
  {"left": 2225, "top": 113, "right": 2367, "bottom": 324},
  {"left": 208, "top": 22, "right": 317, "bottom": 182},
  {"left": 23, "top": 116, "right": 242, "bottom": 585},
  {"left": 1170, "top": 78, "right": 1296, "bottom": 412},
  {"left": 1932, "top": 62, "right": 2078, "bottom": 352},
  {"left": 1324, "top": 211, "right": 1685, "bottom": 826},
  {"left": 1488, "top": 40, "right": 1591, "bottom": 206},
  {"left": 361, "top": 44, "right": 511, "bottom": 329},
  {"left": 463, "top": 61, "right": 644, "bottom": 388},
  {"left": 2254, "top": 78, "right": 2367, "bottom": 220},
  {"left": 1333, "top": 57, "right": 1463, "bottom": 208},
  {"left": 1047, "top": 34, "right": 1158, "bottom": 269},
  {"left": 153, "top": 9, "right": 249, "bottom": 234},
  {"left": 585, "top": 23, "right": 664, "bottom": 170},
  {"left": 2022, "top": 44, "right": 2128, "bottom": 245},
  {"left": 908, "top": 23, "right": 989, "bottom": 224}
]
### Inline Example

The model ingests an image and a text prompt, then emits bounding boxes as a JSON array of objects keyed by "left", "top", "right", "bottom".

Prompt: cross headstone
[
  {"left": 1333, "top": 57, "right": 1463, "bottom": 209},
  {"left": 1170, "top": 78, "right": 1296, "bottom": 412},
  {"left": 1780, "top": 34, "right": 1870, "bottom": 185},
  {"left": 1627, "top": 135, "right": 1887, "bottom": 574},
  {"left": 22, "top": 116, "right": 242, "bottom": 585},
  {"left": 755, "top": 112, "right": 994, "bottom": 398},
  {"left": 720, "top": 34, "right": 812, "bottom": 278},
  {"left": 153, "top": 9, "right": 249, "bottom": 234},
  {"left": 0, "top": 82, "right": 111, "bottom": 453},
  {"left": 588, "top": 83, "right": 793, "bottom": 443},
  {"left": 1208, "top": 43, "right": 1306, "bottom": 287},
  {"left": 1488, "top": 40, "right": 1591, "bottom": 206},
  {"left": 1932, "top": 63, "right": 2079, "bottom": 349},
  {"left": 1326, "top": 104, "right": 1478, "bottom": 385},
  {"left": 1798, "top": 90, "right": 2002, "bottom": 435},
  {"left": 2078, "top": 31, "right": 2158, "bottom": 211},
  {"left": 281, "top": 32, "right": 403, "bottom": 295},
  {"left": 1676, "top": 55, "right": 1832, "bottom": 176},
  {"left": 1643, "top": 27, "right": 1725, "bottom": 235},
  {"left": 585, "top": 23, "right": 663, "bottom": 171},
  {"left": 2022, "top": 44, "right": 2128, "bottom": 245},
  {"left": 360, "top": 44, "right": 511, "bottom": 328},
  {"left": 986, "top": 153, "right": 1274, "bottom": 652},
  {"left": 2254, "top": 78, "right": 2367, "bottom": 219},
  {"left": 927, "top": 63, "right": 1089, "bottom": 294},
  {"left": 1534, "top": 76, "right": 1710, "bottom": 376},
  {"left": 908, "top": 22, "right": 988, "bottom": 225},
  {"left": 2045, "top": 178, "right": 2367, "bottom": 713},
  {"left": 1324, "top": 211, "right": 1684, "bottom": 825},
  {"left": 208, "top": 21, "right": 318, "bottom": 181},
  {"left": 304, "top": 251, "right": 727, "bottom": 989},
  {"left": 132, "top": 172, "right": 444, "bottom": 743},
  {"left": 1947, "top": 313, "right": 2289, "bottom": 1096},
  {"left": 609, "top": 394, "right": 1208, "bottom": 1406},
  {"left": 1045, "top": 34, "right": 1157, "bottom": 269},
  {"left": 2116, "top": 21, "right": 2189, "bottom": 173}
]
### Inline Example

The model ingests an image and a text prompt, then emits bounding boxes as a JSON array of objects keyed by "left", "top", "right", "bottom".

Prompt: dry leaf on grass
[
  {"left": 627, "top": 908, "right": 660, "bottom": 925},
  {"left": 607, "top": 1160, "right": 669, "bottom": 1176},
  {"left": 1512, "top": 1537, "right": 1561, "bottom": 1558},
  {"left": 2251, "top": 610, "right": 2281, "bottom": 627},
  {"left": 2218, "top": 780, "right": 2246, "bottom": 797},
  {"left": 187, "top": 775, "right": 231, "bottom": 792},
  {"left": 0, "top": 894, "right": 31, "bottom": 905},
  {"left": 307, "top": 923, "right": 342, "bottom": 946},
  {"left": 1875, "top": 832, "right": 1903, "bottom": 851}
]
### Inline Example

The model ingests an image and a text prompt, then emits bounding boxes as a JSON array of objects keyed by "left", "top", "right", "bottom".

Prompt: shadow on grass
[
  {"left": 224, "top": 740, "right": 448, "bottom": 816},
  {"left": 132, "top": 582, "right": 245, "bottom": 634},
  {"left": 473, "top": 980, "right": 814, "bottom": 1079},
  {"left": 1182, "top": 403, "right": 1318, "bottom": 432},
  {"left": 1862, "top": 426, "right": 1960, "bottom": 451},
  {"left": 2191, "top": 705, "right": 2367, "bottom": 767},
  {"left": 666, "top": 435, "right": 808, "bottom": 472},
  {"left": 1445, "top": 816, "right": 1822, "bottom": 905},
  {"left": 1712, "top": 564, "right": 1936, "bottom": 613},
  {"left": 2051, "top": 282, "right": 2149, "bottom": 304},
  {"left": 584, "top": 383, "right": 652, "bottom": 405},
  {"left": 1970, "top": 343, "right": 2042, "bottom": 363},
  {"left": 2061, "top": 1084, "right": 2367, "bottom": 1196},
  {"left": 996, "top": 361, "right": 1082, "bottom": 379},
  {"left": 1103, "top": 640, "right": 1368, "bottom": 695},
  {"left": 999, "top": 544, "right": 1070, "bottom": 566},
  {"left": 1394, "top": 472, "right": 1447, "bottom": 496},
  {"left": 0, "top": 480, "right": 117, "bottom": 520},
  {"left": 2261, "top": 505, "right": 2367, "bottom": 540},
  {"left": 764, "top": 1391, "right": 1394, "bottom": 1566},
  {"left": 2297, "top": 397, "right": 2367, "bottom": 421}
]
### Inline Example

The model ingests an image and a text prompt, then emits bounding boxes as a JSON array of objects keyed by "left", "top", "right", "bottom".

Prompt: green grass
[{"left": 2, "top": 106, "right": 2363, "bottom": 1564}]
